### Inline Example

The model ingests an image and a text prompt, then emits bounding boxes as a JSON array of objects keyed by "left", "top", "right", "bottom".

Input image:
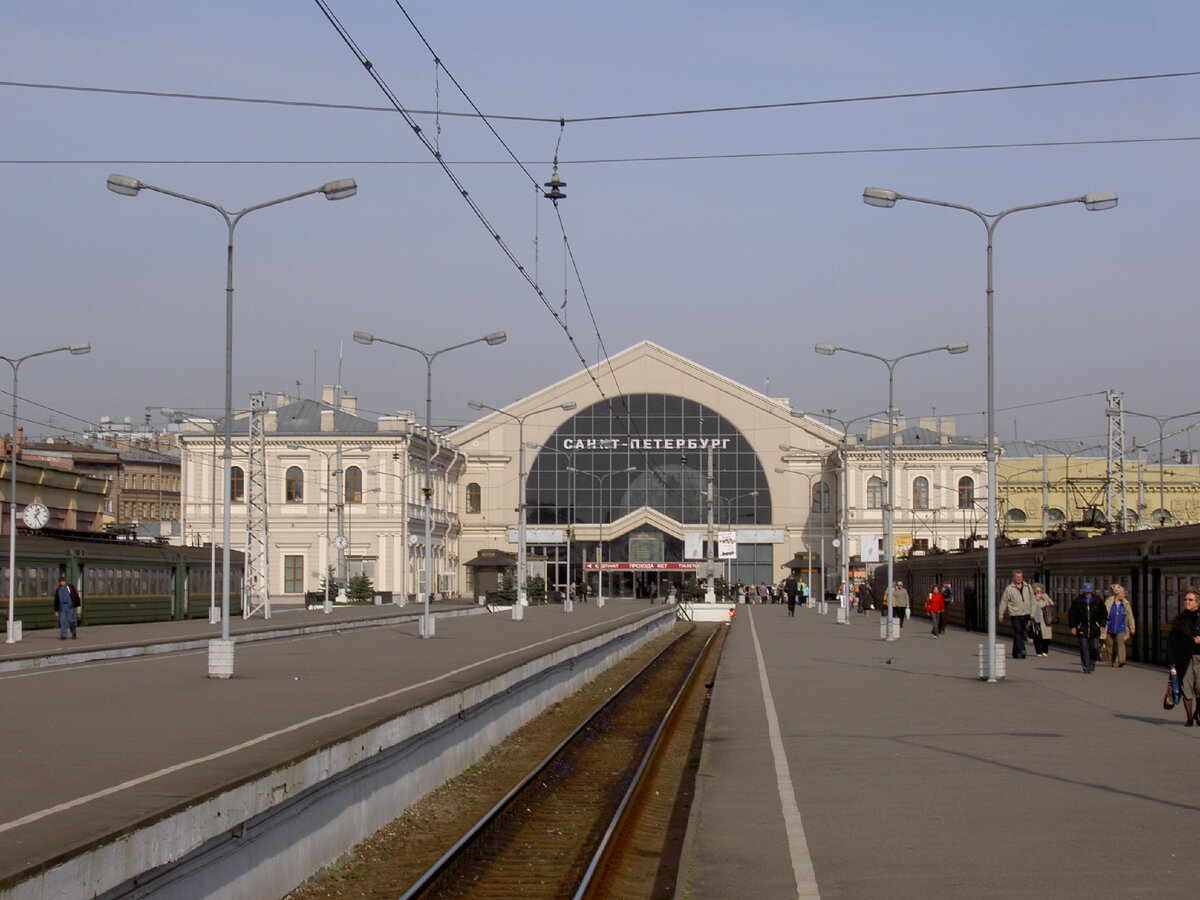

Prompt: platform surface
[
  {"left": 680, "top": 604, "right": 1200, "bottom": 899},
  {"left": 0, "top": 599, "right": 668, "bottom": 889}
]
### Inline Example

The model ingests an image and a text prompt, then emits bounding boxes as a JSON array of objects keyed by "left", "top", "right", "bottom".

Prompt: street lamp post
[
  {"left": 815, "top": 341, "right": 968, "bottom": 638},
  {"left": 526, "top": 442, "right": 576, "bottom": 601},
  {"left": 287, "top": 442, "right": 372, "bottom": 609},
  {"left": 158, "top": 408, "right": 223, "bottom": 623},
  {"left": 773, "top": 465, "right": 822, "bottom": 602},
  {"left": 354, "top": 330, "right": 506, "bottom": 637},
  {"left": 789, "top": 409, "right": 884, "bottom": 620},
  {"left": 863, "top": 186, "right": 1116, "bottom": 675},
  {"left": 468, "top": 400, "right": 577, "bottom": 605},
  {"left": 714, "top": 490, "right": 759, "bottom": 588},
  {"left": 566, "top": 466, "right": 637, "bottom": 605},
  {"left": 4, "top": 343, "right": 91, "bottom": 642},
  {"left": 108, "top": 174, "right": 356, "bottom": 677},
  {"left": 1120, "top": 409, "right": 1200, "bottom": 527}
]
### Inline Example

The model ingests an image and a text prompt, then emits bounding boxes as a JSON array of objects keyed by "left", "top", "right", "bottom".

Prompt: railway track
[{"left": 400, "top": 623, "right": 723, "bottom": 900}]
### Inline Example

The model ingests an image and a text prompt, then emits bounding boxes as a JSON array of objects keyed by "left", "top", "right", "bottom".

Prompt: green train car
[{"left": 2, "top": 532, "right": 243, "bottom": 633}]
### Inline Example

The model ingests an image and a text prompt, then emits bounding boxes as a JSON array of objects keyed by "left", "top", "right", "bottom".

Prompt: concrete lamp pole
[
  {"left": 468, "top": 400, "right": 577, "bottom": 605},
  {"left": 4, "top": 343, "right": 91, "bottom": 643},
  {"left": 353, "top": 330, "right": 506, "bottom": 637},
  {"left": 108, "top": 174, "right": 356, "bottom": 678},
  {"left": 862, "top": 185, "right": 1116, "bottom": 676},
  {"left": 815, "top": 341, "right": 968, "bottom": 639},
  {"left": 566, "top": 466, "right": 637, "bottom": 605}
]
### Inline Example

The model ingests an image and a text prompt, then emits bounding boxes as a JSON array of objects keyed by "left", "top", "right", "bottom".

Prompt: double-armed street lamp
[
  {"left": 815, "top": 341, "right": 968, "bottom": 635},
  {"left": 108, "top": 174, "right": 356, "bottom": 677},
  {"left": 566, "top": 465, "right": 637, "bottom": 604},
  {"left": 287, "top": 441, "right": 372, "bottom": 607},
  {"left": 713, "top": 490, "right": 758, "bottom": 587},
  {"left": 773, "top": 464, "right": 825, "bottom": 602},
  {"left": 789, "top": 409, "right": 884, "bottom": 619},
  {"left": 4, "top": 343, "right": 91, "bottom": 642},
  {"left": 354, "top": 329, "right": 506, "bottom": 637},
  {"left": 1118, "top": 408, "right": 1200, "bottom": 527},
  {"left": 863, "top": 185, "right": 1116, "bottom": 676},
  {"left": 468, "top": 400, "right": 577, "bottom": 605}
]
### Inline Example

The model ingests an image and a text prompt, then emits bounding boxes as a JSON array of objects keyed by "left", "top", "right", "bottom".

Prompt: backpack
[{"left": 1042, "top": 603, "right": 1058, "bottom": 626}]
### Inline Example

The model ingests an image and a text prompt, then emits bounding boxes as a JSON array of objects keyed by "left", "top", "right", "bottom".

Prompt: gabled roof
[{"left": 453, "top": 339, "right": 837, "bottom": 452}]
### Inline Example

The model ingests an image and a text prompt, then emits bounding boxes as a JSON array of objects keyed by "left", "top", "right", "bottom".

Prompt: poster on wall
[
  {"left": 684, "top": 532, "right": 704, "bottom": 560},
  {"left": 860, "top": 534, "right": 880, "bottom": 563},
  {"left": 717, "top": 531, "right": 738, "bottom": 560}
]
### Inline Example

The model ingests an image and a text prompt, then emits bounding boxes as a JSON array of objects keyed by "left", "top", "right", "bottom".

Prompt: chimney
[
  {"left": 341, "top": 394, "right": 357, "bottom": 417},
  {"left": 321, "top": 385, "right": 336, "bottom": 407}
]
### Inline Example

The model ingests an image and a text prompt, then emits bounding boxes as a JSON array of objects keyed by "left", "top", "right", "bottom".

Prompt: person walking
[
  {"left": 1068, "top": 582, "right": 1107, "bottom": 673},
  {"left": 1103, "top": 584, "right": 1136, "bottom": 667},
  {"left": 784, "top": 573, "right": 799, "bottom": 617},
  {"left": 887, "top": 581, "right": 910, "bottom": 627},
  {"left": 859, "top": 581, "right": 875, "bottom": 614},
  {"left": 998, "top": 569, "right": 1035, "bottom": 659},
  {"left": 52, "top": 576, "right": 82, "bottom": 640},
  {"left": 1167, "top": 588, "right": 1200, "bottom": 725},
  {"left": 938, "top": 582, "right": 953, "bottom": 633},
  {"left": 926, "top": 583, "right": 945, "bottom": 637},
  {"left": 1031, "top": 583, "right": 1055, "bottom": 657}
]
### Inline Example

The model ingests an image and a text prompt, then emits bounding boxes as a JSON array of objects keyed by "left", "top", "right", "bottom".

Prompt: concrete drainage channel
[{"left": 11, "top": 608, "right": 677, "bottom": 900}]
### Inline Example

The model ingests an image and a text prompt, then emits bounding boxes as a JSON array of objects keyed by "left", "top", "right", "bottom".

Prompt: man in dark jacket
[
  {"left": 1167, "top": 588, "right": 1200, "bottom": 725},
  {"left": 52, "top": 576, "right": 82, "bottom": 640},
  {"left": 1068, "top": 582, "right": 1107, "bottom": 673}
]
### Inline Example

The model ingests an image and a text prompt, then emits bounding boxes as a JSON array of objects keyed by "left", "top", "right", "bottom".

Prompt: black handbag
[{"left": 1164, "top": 666, "right": 1178, "bottom": 710}]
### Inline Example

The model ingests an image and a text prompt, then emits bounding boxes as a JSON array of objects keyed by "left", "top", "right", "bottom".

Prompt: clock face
[
  {"left": 333, "top": 535, "right": 349, "bottom": 550},
  {"left": 23, "top": 503, "right": 50, "bottom": 529}
]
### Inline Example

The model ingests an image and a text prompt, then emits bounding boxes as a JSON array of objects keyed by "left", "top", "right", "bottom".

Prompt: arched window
[
  {"left": 912, "top": 476, "right": 929, "bottom": 510},
  {"left": 957, "top": 476, "right": 974, "bottom": 509},
  {"left": 1150, "top": 508, "right": 1172, "bottom": 525},
  {"left": 285, "top": 466, "right": 304, "bottom": 503},
  {"left": 1047, "top": 507, "right": 1066, "bottom": 523},
  {"left": 466, "top": 482, "right": 482, "bottom": 514},
  {"left": 867, "top": 476, "right": 883, "bottom": 510},
  {"left": 344, "top": 466, "right": 362, "bottom": 503},
  {"left": 230, "top": 466, "right": 245, "bottom": 503},
  {"left": 811, "top": 482, "right": 830, "bottom": 513},
  {"left": 1005, "top": 508, "right": 1027, "bottom": 523}
]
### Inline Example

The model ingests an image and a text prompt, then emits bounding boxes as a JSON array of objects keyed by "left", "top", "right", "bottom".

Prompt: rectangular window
[{"left": 284, "top": 555, "right": 305, "bottom": 593}]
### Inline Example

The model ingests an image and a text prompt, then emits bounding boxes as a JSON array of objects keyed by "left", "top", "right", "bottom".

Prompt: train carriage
[
  {"left": 3, "top": 532, "right": 243, "bottom": 634},
  {"left": 884, "top": 523, "right": 1200, "bottom": 666}
]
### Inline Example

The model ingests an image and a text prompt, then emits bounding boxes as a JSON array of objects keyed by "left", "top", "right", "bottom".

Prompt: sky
[{"left": 2, "top": 1, "right": 1198, "bottom": 459}]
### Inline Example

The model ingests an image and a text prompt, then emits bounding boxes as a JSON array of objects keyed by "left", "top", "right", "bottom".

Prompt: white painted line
[
  {"left": 0, "top": 609, "right": 656, "bottom": 835},
  {"left": 747, "top": 607, "right": 821, "bottom": 899}
]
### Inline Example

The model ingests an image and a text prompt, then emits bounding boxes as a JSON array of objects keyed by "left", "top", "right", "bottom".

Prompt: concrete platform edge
[{"left": 3, "top": 607, "right": 676, "bottom": 900}]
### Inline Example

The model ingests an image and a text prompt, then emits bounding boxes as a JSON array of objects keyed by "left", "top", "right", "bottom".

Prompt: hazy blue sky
[{"left": 3, "top": 1, "right": 1198, "bottom": 457}]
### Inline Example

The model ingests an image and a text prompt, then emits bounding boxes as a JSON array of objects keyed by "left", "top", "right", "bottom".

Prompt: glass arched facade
[
  {"left": 526, "top": 393, "right": 771, "bottom": 527},
  {"left": 523, "top": 394, "right": 774, "bottom": 595}
]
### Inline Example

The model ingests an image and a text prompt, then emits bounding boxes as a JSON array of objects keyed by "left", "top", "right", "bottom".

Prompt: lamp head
[
  {"left": 352, "top": 331, "right": 375, "bottom": 345},
  {"left": 560, "top": 401, "right": 577, "bottom": 411},
  {"left": 484, "top": 331, "right": 507, "bottom": 346},
  {"left": 286, "top": 442, "right": 301, "bottom": 450},
  {"left": 814, "top": 343, "right": 837, "bottom": 356},
  {"left": 774, "top": 466, "right": 787, "bottom": 474},
  {"left": 467, "top": 401, "right": 485, "bottom": 411},
  {"left": 320, "top": 178, "right": 358, "bottom": 201},
  {"left": 106, "top": 174, "right": 142, "bottom": 197},
  {"left": 946, "top": 341, "right": 969, "bottom": 355},
  {"left": 790, "top": 408, "right": 806, "bottom": 418},
  {"left": 69, "top": 343, "right": 91, "bottom": 355},
  {"left": 863, "top": 187, "right": 899, "bottom": 208},
  {"left": 1083, "top": 190, "right": 1118, "bottom": 211}
]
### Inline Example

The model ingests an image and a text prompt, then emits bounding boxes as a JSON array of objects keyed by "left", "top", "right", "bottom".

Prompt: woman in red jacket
[{"left": 926, "top": 584, "right": 945, "bottom": 638}]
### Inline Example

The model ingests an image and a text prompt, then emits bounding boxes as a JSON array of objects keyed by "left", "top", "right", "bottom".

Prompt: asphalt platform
[
  {"left": 677, "top": 603, "right": 1200, "bottom": 899},
  {"left": 0, "top": 598, "right": 670, "bottom": 896}
]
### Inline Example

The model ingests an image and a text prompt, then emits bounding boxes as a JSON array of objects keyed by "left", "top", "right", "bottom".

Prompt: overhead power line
[{"left": 3, "top": 69, "right": 1197, "bottom": 123}]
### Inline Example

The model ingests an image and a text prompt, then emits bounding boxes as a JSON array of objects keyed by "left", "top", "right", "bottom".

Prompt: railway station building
[{"left": 175, "top": 342, "right": 991, "bottom": 603}]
